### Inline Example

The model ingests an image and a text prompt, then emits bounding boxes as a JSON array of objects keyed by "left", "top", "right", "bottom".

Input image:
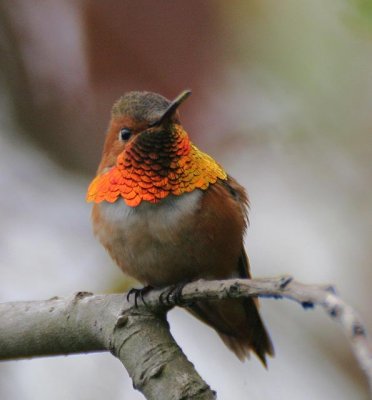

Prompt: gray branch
[
  {"left": 0, "top": 292, "right": 215, "bottom": 400},
  {"left": 1, "top": 276, "right": 371, "bottom": 398}
]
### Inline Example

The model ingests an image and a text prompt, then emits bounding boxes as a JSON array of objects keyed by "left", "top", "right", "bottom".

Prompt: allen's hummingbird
[{"left": 87, "top": 90, "right": 274, "bottom": 364}]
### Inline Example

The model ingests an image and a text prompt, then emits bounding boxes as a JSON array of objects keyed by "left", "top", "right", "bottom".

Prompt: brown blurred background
[{"left": 0, "top": 1, "right": 371, "bottom": 399}]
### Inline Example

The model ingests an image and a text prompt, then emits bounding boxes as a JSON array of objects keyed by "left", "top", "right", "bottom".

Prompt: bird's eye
[{"left": 119, "top": 128, "right": 132, "bottom": 141}]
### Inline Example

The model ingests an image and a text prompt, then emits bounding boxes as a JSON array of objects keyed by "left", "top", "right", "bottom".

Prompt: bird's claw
[
  {"left": 160, "top": 283, "right": 186, "bottom": 306},
  {"left": 126, "top": 286, "right": 153, "bottom": 307}
]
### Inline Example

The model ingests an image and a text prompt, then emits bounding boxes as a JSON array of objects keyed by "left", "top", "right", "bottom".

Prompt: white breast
[
  {"left": 99, "top": 189, "right": 202, "bottom": 239},
  {"left": 95, "top": 190, "right": 204, "bottom": 285}
]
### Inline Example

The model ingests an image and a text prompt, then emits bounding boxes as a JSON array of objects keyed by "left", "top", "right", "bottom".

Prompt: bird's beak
[{"left": 149, "top": 90, "right": 192, "bottom": 127}]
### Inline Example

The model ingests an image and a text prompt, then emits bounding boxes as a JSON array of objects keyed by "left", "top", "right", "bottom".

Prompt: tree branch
[
  {"left": 0, "top": 292, "right": 215, "bottom": 399},
  {"left": 146, "top": 275, "right": 372, "bottom": 393},
  {"left": 1, "top": 276, "right": 371, "bottom": 398}
]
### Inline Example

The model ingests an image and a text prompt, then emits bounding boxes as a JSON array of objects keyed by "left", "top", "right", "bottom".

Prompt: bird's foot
[
  {"left": 160, "top": 283, "right": 186, "bottom": 306},
  {"left": 126, "top": 285, "right": 153, "bottom": 307}
]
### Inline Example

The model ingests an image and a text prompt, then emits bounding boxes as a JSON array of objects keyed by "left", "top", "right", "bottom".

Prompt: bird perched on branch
[{"left": 87, "top": 90, "right": 274, "bottom": 364}]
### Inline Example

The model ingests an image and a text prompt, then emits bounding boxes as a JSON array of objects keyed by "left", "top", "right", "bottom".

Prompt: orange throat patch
[{"left": 87, "top": 126, "right": 227, "bottom": 207}]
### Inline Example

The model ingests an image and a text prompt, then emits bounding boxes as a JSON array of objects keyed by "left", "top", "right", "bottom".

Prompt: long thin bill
[{"left": 150, "top": 90, "right": 192, "bottom": 127}]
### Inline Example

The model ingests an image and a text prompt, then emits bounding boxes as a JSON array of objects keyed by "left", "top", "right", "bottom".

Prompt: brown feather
[
  {"left": 88, "top": 90, "right": 274, "bottom": 363},
  {"left": 186, "top": 177, "right": 274, "bottom": 364}
]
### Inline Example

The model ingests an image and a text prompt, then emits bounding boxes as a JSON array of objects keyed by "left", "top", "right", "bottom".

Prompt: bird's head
[
  {"left": 87, "top": 90, "right": 226, "bottom": 207},
  {"left": 98, "top": 90, "right": 192, "bottom": 173}
]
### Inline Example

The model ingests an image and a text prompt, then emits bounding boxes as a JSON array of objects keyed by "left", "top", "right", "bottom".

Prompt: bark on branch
[
  {"left": 0, "top": 292, "right": 214, "bottom": 400},
  {"left": 0, "top": 276, "right": 371, "bottom": 398}
]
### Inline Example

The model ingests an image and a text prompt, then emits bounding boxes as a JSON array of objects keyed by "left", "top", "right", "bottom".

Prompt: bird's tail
[{"left": 187, "top": 296, "right": 274, "bottom": 365}]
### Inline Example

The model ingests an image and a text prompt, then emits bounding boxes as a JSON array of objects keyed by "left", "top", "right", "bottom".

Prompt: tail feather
[
  {"left": 187, "top": 297, "right": 274, "bottom": 365},
  {"left": 187, "top": 247, "right": 273, "bottom": 364}
]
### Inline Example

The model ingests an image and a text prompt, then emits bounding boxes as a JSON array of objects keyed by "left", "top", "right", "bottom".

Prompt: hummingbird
[{"left": 87, "top": 90, "right": 274, "bottom": 364}]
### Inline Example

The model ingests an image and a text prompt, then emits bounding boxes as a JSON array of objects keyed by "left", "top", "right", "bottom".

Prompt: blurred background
[{"left": 0, "top": 0, "right": 371, "bottom": 399}]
